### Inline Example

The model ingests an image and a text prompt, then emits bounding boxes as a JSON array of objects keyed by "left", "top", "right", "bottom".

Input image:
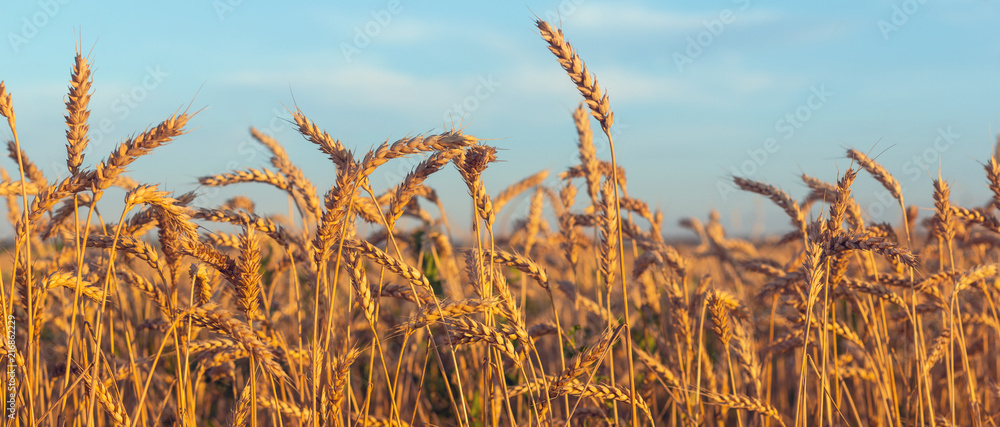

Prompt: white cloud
[
  {"left": 573, "top": 5, "right": 708, "bottom": 33},
  {"left": 223, "top": 65, "right": 469, "bottom": 117},
  {"left": 570, "top": 4, "right": 781, "bottom": 36}
]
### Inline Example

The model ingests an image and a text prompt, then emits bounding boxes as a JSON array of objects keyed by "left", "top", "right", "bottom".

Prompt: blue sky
[{"left": 1, "top": 1, "right": 998, "bottom": 238}]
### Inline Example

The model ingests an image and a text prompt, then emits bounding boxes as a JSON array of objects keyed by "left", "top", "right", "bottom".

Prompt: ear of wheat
[{"left": 1, "top": 20, "right": 996, "bottom": 427}]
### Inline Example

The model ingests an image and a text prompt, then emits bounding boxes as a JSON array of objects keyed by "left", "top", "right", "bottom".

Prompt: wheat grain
[
  {"left": 291, "top": 109, "right": 353, "bottom": 170},
  {"left": 848, "top": 148, "right": 902, "bottom": 202},
  {"left": 234, "top": 224, "right": 263, "bottom": 320},
  {"left": 91, "top": 113, "right": 189, "bottom": 191},
  {"left": 405, "top": 298, "right": 499, "bottom": 329},
  {"left": 437, "top": 317, "right": 519, "bottom": 360},
  {"left": 536, "top": 20, "right": 613, "bottom": 134},
  {"left": 348, "top": 237, "right": 433, "bottom": 298},
  {"left": 82, "top": 373, "right": 131, "bottom": 426},
  {"left": 554, "top": 381, "right": 653, "bottom": 423},
  {"left": 250, "top": 126, "right": 322, "bottom": 220},
  {"left": 493, "top": 169, "right": 549, "bottom": 214},
  {"left": 64, "top": 51, "right": 93, "bottom": 176},
  {"left": 188, "top": 303, "right": 285, "bottom": 379},
  {"left": 705, "top": 392, "right": 785, "bottom": 427}
]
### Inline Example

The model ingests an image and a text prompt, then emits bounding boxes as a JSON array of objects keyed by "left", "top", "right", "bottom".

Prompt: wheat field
[{"left": 0, "top": 19, "right": 997, "bottom": 427}]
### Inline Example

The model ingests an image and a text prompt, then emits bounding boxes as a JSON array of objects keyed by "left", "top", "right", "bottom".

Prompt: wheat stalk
[
  {"left": 536, "top": 20, "right": 613, "bottom": 134},
  {"left": 82, "top": 373, "right": 131, "bottom": 426},
  {"left": 705, "top": 392, "right": 786, "bottom": 427},
  {"left": 65, "top": 50, "right": 93, "bottom": 175},
  {"left": 493, "top": 169, "right": 549, "bottom": 214},
  {"left": 847, "top": 148, "right": 902, "bottom": 202}
]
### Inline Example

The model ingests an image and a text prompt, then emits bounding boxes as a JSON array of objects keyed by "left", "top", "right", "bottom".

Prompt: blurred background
[{"left": 0, "top": 0, "right": 998, "bottom": 239}]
